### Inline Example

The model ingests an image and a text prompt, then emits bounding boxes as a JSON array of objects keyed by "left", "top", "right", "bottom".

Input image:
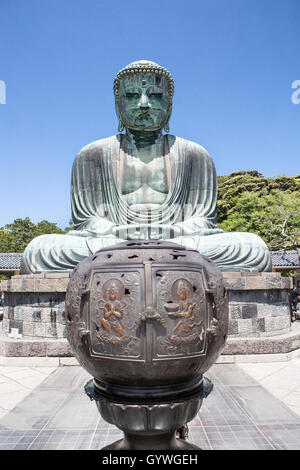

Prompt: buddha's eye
[
  {"left": 125, "top": 92, "right": 140, "bottom": 99},
  {"left": 149, "top": 92, "right": 163, "bottom": 98}
]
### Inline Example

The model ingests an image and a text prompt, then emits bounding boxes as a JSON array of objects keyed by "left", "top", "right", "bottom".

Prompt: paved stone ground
[
  {"left": 238, "top": 358, "right": 300, "bottom": 417},
  {"left": 0, "top": 363, "right": 300, "bottom": 450},
  {"left": 0, "top": 366, "right": 56, "bottom": 420}
]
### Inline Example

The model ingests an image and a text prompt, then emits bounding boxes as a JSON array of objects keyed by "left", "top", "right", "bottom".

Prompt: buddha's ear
[
  {"left": 115, "top": 100, "right": 125, "bottom": 133},
  {"left": 163, "top": 103, "right": 172, "bottom": 133},
  {"left": 118, "top": 120, "right": 125, "bottom": 132}
]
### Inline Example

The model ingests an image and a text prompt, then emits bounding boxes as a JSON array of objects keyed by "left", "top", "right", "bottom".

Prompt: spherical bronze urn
[{"left": 66, "top": 241, "right": 229, "bottom": 450}]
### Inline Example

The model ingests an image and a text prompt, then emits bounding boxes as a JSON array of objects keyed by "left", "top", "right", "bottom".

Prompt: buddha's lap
[
  {"left": 25, "top": 230, "right": 267, "bottom": 255},
  {"left": 22, "top": 230, "right": 270, "bottom": 273}
]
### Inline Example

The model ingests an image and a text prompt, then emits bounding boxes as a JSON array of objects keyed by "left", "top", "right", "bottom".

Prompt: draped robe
[{"left": 21, "top": 134, "right": 272, "bottom": 273}]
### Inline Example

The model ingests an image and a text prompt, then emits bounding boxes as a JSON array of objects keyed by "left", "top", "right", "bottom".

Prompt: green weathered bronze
[{"left": 21, "top": 60, "right": 272, "bottom": 273}]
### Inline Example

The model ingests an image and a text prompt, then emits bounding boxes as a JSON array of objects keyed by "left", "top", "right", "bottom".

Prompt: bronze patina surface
[{"left": 21, "top": 60, "right": 271, "bottom": 274}]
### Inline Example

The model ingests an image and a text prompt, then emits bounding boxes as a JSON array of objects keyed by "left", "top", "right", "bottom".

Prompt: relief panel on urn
[
  {"left": 88, "top": 271, "right": 143, "bottom": 359},
  {"left": 154, "top": 270, "right": 208, "bottom": 358}
]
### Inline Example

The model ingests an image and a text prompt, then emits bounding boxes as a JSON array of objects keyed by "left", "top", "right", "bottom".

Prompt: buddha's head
[
  {"left": 103, "top": 278, "right": 124, "bottom": 301},
  {"left": 114, "top": 60, "right": 174, "bottom": 133},
  {"left": 178, "top": 281, "right": 188, "bottom": 300},
  {"left": 108, "top": 282, "right": 118, "bottom": 301},
  {"left": 172, "top": 279, "right": 193, "bottom": 301}
]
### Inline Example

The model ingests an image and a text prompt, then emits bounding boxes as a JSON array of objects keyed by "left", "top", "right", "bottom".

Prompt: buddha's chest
[{"left": 121, "top": 155, "right": 168, "bottom": 195}]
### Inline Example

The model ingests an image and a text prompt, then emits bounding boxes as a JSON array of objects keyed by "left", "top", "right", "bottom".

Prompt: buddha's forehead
[{"left": 119, "top": 73, "right": 168, "bottom": 90}]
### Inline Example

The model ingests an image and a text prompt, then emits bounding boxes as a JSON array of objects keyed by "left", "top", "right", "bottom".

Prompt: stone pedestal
[
  {"left": 223, "top": 272, "right": 292, "bottom": 337},
  {"left": 0, "top": 273, "right": 72, "bottom": 358},
  {"left": 0, "top": 272, "right": 295, "bottom": 359}
]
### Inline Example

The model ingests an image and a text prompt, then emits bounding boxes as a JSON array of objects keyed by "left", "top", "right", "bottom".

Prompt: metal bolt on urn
[{"left": 65, "top": 241, "right": 229, "bottom": 450}]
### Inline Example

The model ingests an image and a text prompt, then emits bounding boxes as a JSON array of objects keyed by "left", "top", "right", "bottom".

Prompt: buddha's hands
[
  {"left": 68, "top": 219, "right": 117, "bottom": 237},
  {"left": 174, "top": 220, "right": 224, "bottom": 236},
  {"left": 112, "top": 224, "right": 181, "bottom": 240}
]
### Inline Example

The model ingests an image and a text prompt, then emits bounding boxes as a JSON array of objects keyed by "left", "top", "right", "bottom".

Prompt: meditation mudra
[{"left": 21, "top": 60, "right": 271, "bottom": 273}]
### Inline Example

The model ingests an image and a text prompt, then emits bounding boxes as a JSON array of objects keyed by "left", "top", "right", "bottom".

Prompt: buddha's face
[
  {"left": 178, "top": 282, "right": 187, "bottom": 300},
  {"left": 117, "top": 73, "right": 171, "bottom": 131},
  {"left": 108, "top": 283, "right": 118, "bottom": 301}
]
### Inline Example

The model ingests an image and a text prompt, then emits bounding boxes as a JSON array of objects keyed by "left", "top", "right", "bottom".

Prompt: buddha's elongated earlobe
[
  {"left": 163, "top": 105, "right": 172, "bottom": 133},
  {"left": 118, "top": 120, "right": 124, "bottom": 132},
  {"left": 116, "top": 103, "right": 125, "bottom": 132}
]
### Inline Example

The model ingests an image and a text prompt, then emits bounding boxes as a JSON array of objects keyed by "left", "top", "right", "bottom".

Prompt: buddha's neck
[
  {"left": 126, "top": 128, "right": 163, "bottom": 148},
  {"left": 124, "top": 128, "right": 165, "bottom": 163}
]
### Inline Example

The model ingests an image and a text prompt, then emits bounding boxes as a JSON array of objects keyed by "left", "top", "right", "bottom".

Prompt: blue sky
[{"left": 0, "top": 0, "right": 299, "bottom": 229}]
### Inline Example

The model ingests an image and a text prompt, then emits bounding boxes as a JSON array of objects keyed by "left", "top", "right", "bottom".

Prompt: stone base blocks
[
  {"left": 1, "top": 273, "right": 70, "bottom": 341},
  {"left": 0, "top": 272, "right": 296, "bottom": 360},
  {"left": 223, "top": 272, "right": 292, "bottom": 338}
]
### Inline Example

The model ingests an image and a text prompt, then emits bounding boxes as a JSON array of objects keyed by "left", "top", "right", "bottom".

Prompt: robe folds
[{"left": 21, "top": 135, "right": 272, "bottom": 273}]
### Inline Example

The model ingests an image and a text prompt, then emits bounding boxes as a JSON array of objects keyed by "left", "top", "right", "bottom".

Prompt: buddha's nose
[{"left": 138, "top": 93, "right": 151, "bottom": 109}]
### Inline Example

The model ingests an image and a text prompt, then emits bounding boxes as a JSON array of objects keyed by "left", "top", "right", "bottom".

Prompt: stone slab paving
[
  {"left": 238, "top": 357, "right": 300, "bottom": 417},
  {"left": 0, "top": 366, "right": 56, "bottom": 420},
  {"left": 0, "top": 364, "right": 300, "bottom": 450}
]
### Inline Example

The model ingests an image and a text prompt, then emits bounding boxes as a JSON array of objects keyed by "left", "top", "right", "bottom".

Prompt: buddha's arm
[
  {"left": 173, "top": 143, "right": 223, "bottom": 237},
  {"left": 69, "top": 140, "right": 118, "bottom": 237}
]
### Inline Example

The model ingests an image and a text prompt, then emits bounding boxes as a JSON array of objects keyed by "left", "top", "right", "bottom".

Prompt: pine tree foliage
[
  {"left": 0, "top": 217, "right": 65, "bottom": 253},
  {"left": 217, "top": 171, "right": 300, "bottom": 250}
]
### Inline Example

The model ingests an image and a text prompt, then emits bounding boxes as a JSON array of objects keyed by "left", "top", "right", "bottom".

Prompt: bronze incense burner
[{"left": 66, "top": 241, "right": 228, "bottom": 449}]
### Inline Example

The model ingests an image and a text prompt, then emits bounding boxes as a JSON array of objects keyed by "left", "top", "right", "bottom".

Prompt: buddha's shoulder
[
  {"left": 75, "top": 135, "right": 119, "bottom": 160},
  {"left": 168, "top": 135, "right": 212, "bottom": 161}
]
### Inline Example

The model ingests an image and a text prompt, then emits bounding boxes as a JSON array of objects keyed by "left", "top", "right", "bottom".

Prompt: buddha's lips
[
  {"left": 135, "top": 111, "right": 152, "bottom": 118},
  {"left": 131, "top": 108, "right": 161, "bottom": 117},
  {"left": 134, "top": 114, "right": 154, "bottom": 125}
]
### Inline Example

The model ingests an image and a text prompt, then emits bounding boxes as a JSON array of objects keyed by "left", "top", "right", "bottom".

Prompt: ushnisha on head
[{"left": 114, "top": 60, "right": 174, "bottom": 133}]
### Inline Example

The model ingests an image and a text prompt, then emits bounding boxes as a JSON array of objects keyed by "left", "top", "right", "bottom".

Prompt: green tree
[
  {"left": 0, "top": 217, "right": 65, "bottom": 253},
  {"left": 217, "top": 172, "right": 300, "bottom": 250},
  {"left": 0, "top": 229, "right": 12, "bottom": 253}
]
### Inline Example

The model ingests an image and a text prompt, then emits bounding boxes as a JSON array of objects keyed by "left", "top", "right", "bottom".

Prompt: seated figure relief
[{"left": 21, "top": 60, "right": 272, "bottom": 273}]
